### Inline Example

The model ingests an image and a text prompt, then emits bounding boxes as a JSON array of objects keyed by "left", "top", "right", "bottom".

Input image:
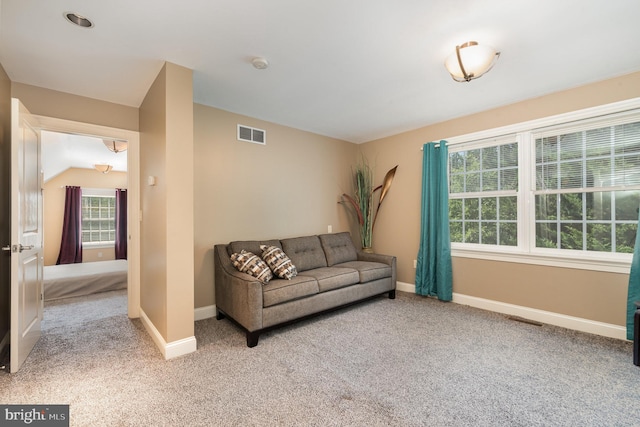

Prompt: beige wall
[
  {"left": 164, "top": 63, "right": 194, "bottom": 342},
  {"left": 139, "top": 62, "right": 194, "bottom": 343},
  {"left": 43, "top": 168, "right": 127, "bottom": 266},
  {"left": 194, "top": 105, "right": 358, "bottom": 308},
  {"left": 0, "top": 62, "right": 12, "bottom": 344},
  {"left": 140, "top": 64, "right": 168, "bottom": 338},
  {"left": 360, "top": 71, "right": 640, "bottom": 326},
  {"left": 12, "top": 83, "right": 138, "bottom": 132}
]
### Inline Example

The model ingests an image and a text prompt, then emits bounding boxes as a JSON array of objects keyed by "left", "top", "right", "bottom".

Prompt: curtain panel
[
  {"left": 627, "top": 209, "right": 640, "bottom": 340},
  {"left": 56, "top": 186, "right": 82, "bottom": 265},
  {"left": 115, "top": 188, "right": 127, "bottom": 260},
  {"left": 415, "top": 141, "right": 453, "bottom": 301}
]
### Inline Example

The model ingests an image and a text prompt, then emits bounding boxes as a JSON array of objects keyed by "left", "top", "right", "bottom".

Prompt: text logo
[{"left": 0, "top": 405, "right": 69, "bottom": 426}]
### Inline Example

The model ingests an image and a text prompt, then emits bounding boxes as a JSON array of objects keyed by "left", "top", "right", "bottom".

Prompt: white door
[{"left": 9, "top": 98, "right": 43, "bottom": 373}]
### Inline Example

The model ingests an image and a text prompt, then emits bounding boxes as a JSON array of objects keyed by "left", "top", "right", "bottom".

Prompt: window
[
  {"left": 446, "top": 101, "right": 640, "bottom": 272},
  {"left": 449, "top": 138, "right": 519, "bottom": 247},
  {"left": 534, "top": 120, "right": 640, "bottom": 253},
  {"left": 81, "top": 194, "right": 116, "bottom": 244}
]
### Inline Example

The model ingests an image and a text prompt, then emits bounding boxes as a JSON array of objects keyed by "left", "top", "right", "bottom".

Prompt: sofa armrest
[
  {"left": 356, "top": 251, "right": 392, "bottom": 265},
  {"left": 357, "top": 251, "right": 397, "bottom": 289},
  {"left": 214, "top": 245, "right": 264, "bottom": 331}
]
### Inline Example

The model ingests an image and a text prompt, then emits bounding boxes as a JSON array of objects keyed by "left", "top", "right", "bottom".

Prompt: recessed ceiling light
[{"left": 64, "top": 12, "right": 94, "bottom": 28}]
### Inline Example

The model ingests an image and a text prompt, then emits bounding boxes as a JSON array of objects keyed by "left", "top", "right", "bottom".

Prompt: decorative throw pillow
[
  {"left": 260, "top": 245, "right": 298, "bottom": 280},
  {"left": 230, "top": 250, "right": 273, "bottom": 284}
]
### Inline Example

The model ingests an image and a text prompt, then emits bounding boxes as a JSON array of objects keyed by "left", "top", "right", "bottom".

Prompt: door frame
[{"left": 35, "top": 115, "right": 140, "bottom": 318}]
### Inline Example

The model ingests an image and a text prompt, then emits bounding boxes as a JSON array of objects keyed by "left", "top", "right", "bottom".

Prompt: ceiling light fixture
[
  {"left": 94, "top": 164, "right": 113, "bottom": 174},
  {"left": 103, "top": 139, "right": 128, "bottom": 153},
  {"left": 444, "top": 41, "right": 500, "bottom": 82},
  {"left": 64, "top": 12, "right": 94, "bottom": 28},
  {"left": 251, "top": 57, "right": 269, "bottom": 70}
]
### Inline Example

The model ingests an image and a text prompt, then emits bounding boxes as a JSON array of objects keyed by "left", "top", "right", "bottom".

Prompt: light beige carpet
[{"left": 1, "top": 289, "right": 639, "bottom": 426}]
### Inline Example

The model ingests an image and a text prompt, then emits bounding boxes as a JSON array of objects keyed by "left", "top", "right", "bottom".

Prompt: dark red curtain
[
  {"left": 56, "top": 186, "right": 82, "bottom": 265},
  {"left": 115, "top": 188, "right": 127, "bottom": 260}
]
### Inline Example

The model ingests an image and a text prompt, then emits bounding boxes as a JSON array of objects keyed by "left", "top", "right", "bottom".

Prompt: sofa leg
[
  {"left": 247, "top": 331, "right": 260, "bottom": 348},
  {"left": 388, "top": 290, "right": 396, "bottom": 299},
  {"left": 216, "top": 309, "right": 225, "bottom": 321}
]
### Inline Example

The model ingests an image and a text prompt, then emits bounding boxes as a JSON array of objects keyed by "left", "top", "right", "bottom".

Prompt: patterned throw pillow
[
  {"left": 230, "top": 250, "right": 273, "bottom": 284},
  {"left": 260, "top": 245, "right": 298, "bottom": 280}
]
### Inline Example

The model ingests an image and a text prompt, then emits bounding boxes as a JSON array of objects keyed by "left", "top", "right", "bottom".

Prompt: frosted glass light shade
[
  {"left": 94, "top": 164, "right": 113, "bottom": 174},
  {"left": 445, "top": 41, "right": 500, "bottom": 82},
  {"left": 103, "top": 139, "right": 128, "bottom": 153}
]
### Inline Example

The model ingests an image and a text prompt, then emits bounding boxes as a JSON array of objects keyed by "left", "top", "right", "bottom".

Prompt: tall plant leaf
[
  {"left": 378, "top": 165, "right": 398, "bottom": 205},
  {"left": 372, "top": 165, "right": 398, "bottom": 231},
  {"left": 341, "top": 193, "right": 364, "bottom": 225}
]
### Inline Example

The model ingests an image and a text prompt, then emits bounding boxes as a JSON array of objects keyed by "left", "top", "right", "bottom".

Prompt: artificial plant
[{"left": 341, "top": 158, "right": 398, "bottom": 250}]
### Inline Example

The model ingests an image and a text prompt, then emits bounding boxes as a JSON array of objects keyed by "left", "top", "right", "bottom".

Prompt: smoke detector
[{"left": 251, "top": 57, "right": 269, "bottom": 70}]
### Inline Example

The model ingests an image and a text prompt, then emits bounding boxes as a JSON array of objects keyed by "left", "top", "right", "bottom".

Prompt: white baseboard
[
  {"left": 396, "top": 281, "right": 627, "bottom": 341},
  {"left": 195, "top": 304, "right": 216, "bottom": 321},
  {"left": 396, "top": 281, "right": 416, "bottom": 294},
  {"left": 165, "top": 336, "right": 198, "bottom": 360},
  {"left": 140, "top": 308, "right": 197, "bottom": 360}
]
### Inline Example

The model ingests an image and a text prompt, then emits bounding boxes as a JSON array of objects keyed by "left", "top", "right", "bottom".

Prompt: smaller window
[
  {"left": 449, "top": 138, "right": 519, "bottom": 247},
  {"left": 81, "top": 195, "right": 116, "bottom": 244}
]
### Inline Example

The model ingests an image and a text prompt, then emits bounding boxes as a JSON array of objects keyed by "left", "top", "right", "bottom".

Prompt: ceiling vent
[{"left": 237, "top": 124, "right": 266, "bottom": 145}]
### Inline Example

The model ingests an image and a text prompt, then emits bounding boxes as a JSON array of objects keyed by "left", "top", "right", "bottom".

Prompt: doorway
[
  {"left": 35, "top": 115, "right": 140, "bottom": 318},
  {"left": 41, "top": 130, "right": 128, "bottom": 304}
]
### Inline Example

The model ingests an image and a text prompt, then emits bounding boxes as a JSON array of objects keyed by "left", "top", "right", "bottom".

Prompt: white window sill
[{"left": 451, "top": 246, "right": 632, "bottom": 274}]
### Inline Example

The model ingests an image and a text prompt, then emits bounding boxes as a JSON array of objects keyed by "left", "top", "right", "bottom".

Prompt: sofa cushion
[
  {"left": 260, "top": 245, "right": 297, "bottom": 279},
  {"left": 319, "top": 232, "right": 358, "bottom": 266},
  {"left": 335, "top": 261, "right": 391, "bottom": 283},
  {"left": 227, "top": 239, "right": 282, "bottom": 258},
  {"left": 262, "top": 276, "right": 319, "bottom": 307},
  {"left": 298, "top": 267, "right": 360, "bottom": 292},
  {"left": 230, "top": 250, "right": 273, "bottom": 284},
  {"left": 280, "top": 235, "right": 327, "bottom": 272}
]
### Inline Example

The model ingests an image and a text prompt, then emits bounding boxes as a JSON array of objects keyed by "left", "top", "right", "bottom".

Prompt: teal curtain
[
  {"left": 415, "top": 141, "right": 452, "bottom": 301},
  {"left": 627, "top": 208, "right": 640, "bottom": 340}
]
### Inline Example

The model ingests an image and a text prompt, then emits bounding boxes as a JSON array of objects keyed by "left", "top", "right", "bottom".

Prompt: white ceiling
[
  {"left": 2, "top": 1, "right": 640, "bottom": 144},
  {"left": 41, "top": 131, "right": 127, "bottom": 182}
]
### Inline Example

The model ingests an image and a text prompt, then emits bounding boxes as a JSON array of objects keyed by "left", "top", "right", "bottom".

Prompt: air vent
[{"left": 237, "top": 124, "right": 266, "bottom": 145}]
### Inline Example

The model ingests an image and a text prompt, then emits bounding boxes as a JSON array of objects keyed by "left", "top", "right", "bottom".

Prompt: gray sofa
[{"left": 214, "top": 232, "right": 396, "bottom": 347}]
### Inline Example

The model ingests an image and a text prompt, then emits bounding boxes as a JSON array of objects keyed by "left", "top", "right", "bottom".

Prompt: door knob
[{"left": 2, "top": 244, "right": 33, "bottom": 253}]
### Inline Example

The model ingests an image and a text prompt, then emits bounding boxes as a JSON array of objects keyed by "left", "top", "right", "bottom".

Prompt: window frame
[
  {"left": 448, "top": 134, "right": 520, "bottom": 247},
  {"left": 445, "top": 98, "right": 640, "bottom": 274},
  {"left": 81, "top": 188, "right": 117, "bottom": 248}
]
